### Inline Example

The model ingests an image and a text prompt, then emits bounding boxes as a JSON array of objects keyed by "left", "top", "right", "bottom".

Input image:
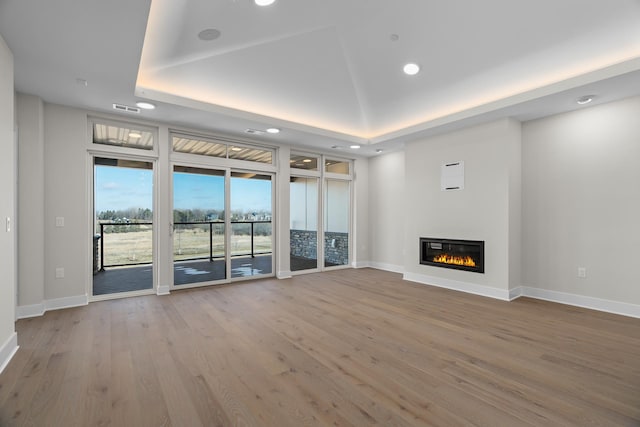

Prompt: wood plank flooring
[{"left": 1, "top": 268, "right": 639, "bottom": 426}]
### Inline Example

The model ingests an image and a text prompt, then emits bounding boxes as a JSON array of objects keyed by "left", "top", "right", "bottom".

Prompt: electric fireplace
[{"left": 420, "top": 238, "right": 484, "bottom": 273}]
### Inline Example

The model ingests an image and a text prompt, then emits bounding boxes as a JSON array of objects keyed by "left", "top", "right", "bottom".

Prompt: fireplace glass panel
[{"left": 420, "top": 238, "right": 484, "bottom": 273}]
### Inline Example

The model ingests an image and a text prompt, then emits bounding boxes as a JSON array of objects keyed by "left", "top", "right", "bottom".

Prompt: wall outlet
[
  {"left": 55, "top": 216, "right": 65, "bottom": 227},
  {"left": 55, "top": 267, "right": 65, "bottom": 279},
  {"left": 577, "top": 267, "right": 586, "bottom": 278}
]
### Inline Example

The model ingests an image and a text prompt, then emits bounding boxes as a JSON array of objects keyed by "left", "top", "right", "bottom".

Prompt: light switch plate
[{"left": 55, "top": 217, "right": 65, "bottom": 227}]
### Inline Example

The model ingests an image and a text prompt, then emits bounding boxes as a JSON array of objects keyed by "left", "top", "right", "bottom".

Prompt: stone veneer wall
[
  {"left": 290, "top": 230, "right": 318, "bottom": 259},
  {"left": 290, "top": 230, "right": 349, "bottom": 265},
  {"left": 324, "top": 232, "right": 349, "bottom": 265}
]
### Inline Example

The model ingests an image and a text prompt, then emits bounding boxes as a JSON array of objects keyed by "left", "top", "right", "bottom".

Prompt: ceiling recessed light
[
  {"left": 231, "top": 147, "right": 243, "bottom": 152},
  {"left": 376, "top": 149, "right": 384, "bottom": 153},
  {"left": 198, "top": 28, "right": 221, "bottom": 41},
  {"left": 303, "top": 159, "right": 312, "bottom": 163},
  {"left": 266, "top": 127, "right": 280, "bottom": 134},
  {"left": 135, "top": 101, "right": 156, "bottom": 110},
  {"left": 403, "top": 63, "right": 420, "bottom": 76},
  {"left": 255, "top": 0, "right": 275, "bottom": 5},
  {"left": 577, "top": 95, "right": 595, "bottom": 105},
  {"left": 128, "top": 132, "right": 142, "bottom": 138},
  {"left": 350, "top": 144, "right": 361, "bottom": 149}
]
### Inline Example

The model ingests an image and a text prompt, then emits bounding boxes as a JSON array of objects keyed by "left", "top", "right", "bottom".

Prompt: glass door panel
[
  {"left": 93, "top": 157, "right": 154, "bottom": 296},
  {"left": 324, "top": 179, "right": 350, "bottom": 267},
  {"left": 173, "top": 166, "right": 226, "bottom": 285},
  {"left": 230, "top": 172, "right": 273, "bottom": 278},
  {"left": 290, "top": 176, "right": 319, "bottom": 271}
]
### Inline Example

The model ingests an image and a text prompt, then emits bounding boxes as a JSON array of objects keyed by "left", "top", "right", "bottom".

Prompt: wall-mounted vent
[
  {"left": 441, "top": 161, "right": 464, "bottom": 191},
  {"left": 245, "top": 129, "right": 265, "bottom": 135},
  {"left": 112, "top": 103, "right": 141, "bottom": 114}
]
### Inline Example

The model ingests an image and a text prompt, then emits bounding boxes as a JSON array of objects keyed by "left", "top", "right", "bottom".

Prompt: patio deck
[{"left": 93, "top": 255, "right": 273, "bottom": 295}]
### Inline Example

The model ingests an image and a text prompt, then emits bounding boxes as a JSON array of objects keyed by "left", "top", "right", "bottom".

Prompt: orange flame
[{"left": 433, "top": 254, "right": 476, "bottom": 267}]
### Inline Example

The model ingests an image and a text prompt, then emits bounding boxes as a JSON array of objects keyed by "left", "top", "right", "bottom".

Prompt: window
[
  {"left": 92, "top": 122, "right": 154, "bottom": 150},
  {"left": 290, "top": 154, "right": 319, "bottom": 171},
  {"left": 172, "top": 133, "right": 274, "bottom": 164},
  {"left": 325, "top": 159, "right": 350, "bottom": 174},
  {"left": 173, "top": 135, "right": 227, "bottom": 158}
]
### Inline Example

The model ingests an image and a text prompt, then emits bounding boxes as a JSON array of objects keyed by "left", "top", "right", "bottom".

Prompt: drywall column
[
  {"left": 43, "top": 104, "right": 88, "bottom": 304},
  {"left": 367, "top": 150, "right": 405, "bottom": 273},
  {"left": 17, "top": 94, "right": 45, "bottom": 311},
  {"left": 156, "top": 125, "right": 171, "bottom": 295},
  {"left": 403, "top": 118, "right": 521, "bottom": 299},
  {"left": 353, "top": 157, "right": 369, "bottom": 267},
  {"left": 0, "top": 34, "right": 18, "bottom": 372},
  {"left": 276, "top": 145, "right": 291, "bottom": 278}
]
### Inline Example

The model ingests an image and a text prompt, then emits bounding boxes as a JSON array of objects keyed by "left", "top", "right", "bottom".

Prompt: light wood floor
[{"left": 1, "top": 269, "right": 639, "bottom": 426}]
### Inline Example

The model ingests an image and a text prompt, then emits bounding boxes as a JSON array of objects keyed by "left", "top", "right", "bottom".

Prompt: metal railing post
[
  {"left": 100, "top": 223, "right": 105, "bottom": 271},
  {"left": 251, "top": 222, "right": 255, "bottom": 258},
  {"left": 209, "top": 222, "right": 213, "bottom": 262}
]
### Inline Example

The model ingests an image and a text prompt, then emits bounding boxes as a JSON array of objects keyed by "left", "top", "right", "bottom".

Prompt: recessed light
[
  {"left": 376, "top": 149, "right": 384, "bottom": 153},
  {"left": 198, "top": 28, "right": 221, "bottom": 41},
  {"left": 303, "top": 159, "right": 312, "bottom": 163},
  {"left": 231, "top": 147, "right": 243, "bottom": 152},
  {"left": 135, "top": 101, "right": 156, "bottom": 110},
  {"left": 255, "top": 0, "right": 275, "bottom": 5},
  {"left": 266, "top": 127, "right": 280, "bottom": 134},
  {"left": 350, "top": 144, "right": 361, "bottom": 149},
  {"left": 577, "top": 95, "right": 595, "bottom": 105},
  {"left": 403, "top": 63, "right": 420, "bottom": 76},
  {"left": 76, "top": 78, "right": 88, "bottom": 87},
  {"left": 128, "top": 132, "right": 142, "bottom": 138}
]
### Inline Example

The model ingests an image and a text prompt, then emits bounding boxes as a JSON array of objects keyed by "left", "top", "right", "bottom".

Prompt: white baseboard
[
  {"left": 403, "top": 272, "right": 511, "bottom": 301},
  {"left": 16, "top": 295, "right": 88, "bottom": 320},
  {"left": 46, "top": 295, "right": 88, "bottom": 312},
  {"left": 509, "top": 286, "right": 524, "bottom": 301},
  {"left": 517, "top": 287, "right": 640, "bottom": 319},
  {"left": 277, "top": 271, "right": 292, "bottom": 279},
  {"left": 368, "top": 262, "right": 405, "bottom": 274},
  {"left": 16, "top": 302, "right": 46, "bottom": 319},
  {"left": 156, "top": 285, "right": 170, "bottom": 295},
  {"left": 0, "top": 332, "right": 18, "bottom": 375},
  {"left": 352, "top": 261, "right": 370, "bottom": 269}
]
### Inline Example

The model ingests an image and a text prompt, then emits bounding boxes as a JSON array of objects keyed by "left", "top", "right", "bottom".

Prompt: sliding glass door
[
  {"left": 93, "top": 157, "right": 154, "bottom": 296},
  {"left": 290, "top": 176, "right": 319, "bottom": 271},
  {"left": 173, "top": 166, "right": 226, "bottom": 286},
  {"left": 172, "top": 166, "right": 274, "bottom": 287},
  {"left": 324, "top": 178, "right": 350, "bottom": 267},
  {"left": 230, "top": 172, "right": 273, "bottom": 278}
]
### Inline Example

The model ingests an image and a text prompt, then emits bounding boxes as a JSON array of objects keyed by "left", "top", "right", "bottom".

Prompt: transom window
[
  {"left": 290, "top": 154, "right": 319, "bottom": 171},
  {"left": 172, "top": 133, "right": 273, "bottom": 164},
  {"left": 92, "top": 122, "right": 154, "bottom": 150}
]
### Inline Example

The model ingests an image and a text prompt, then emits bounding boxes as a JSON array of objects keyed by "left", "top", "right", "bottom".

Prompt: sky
[{"left": 95, "top": 166, "right": 272, "bottom": 214}]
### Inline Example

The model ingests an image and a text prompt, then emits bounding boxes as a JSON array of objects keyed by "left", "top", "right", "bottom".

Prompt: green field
[{"left": 100, "top": 228, "right": 272, "bottom": 266}]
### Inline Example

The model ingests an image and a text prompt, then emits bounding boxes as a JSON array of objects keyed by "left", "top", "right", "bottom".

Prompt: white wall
[
  {"left": 43, "top": 104, "right": 89, "bottom": 302},
  {"left": 522, "top": 96, "right": 640, "bottom": 306},
  {"left": 0, "top": 34, "right": 17, "bottom": 372},
  {"left": 403, "top": 118, "right": 521, "bottom": 299},
  {"left": 367, "top": 150, "right": 405, "bottom": 272},
  {"left": 17, "top": 94, "right": 45, "bottom": 307}
]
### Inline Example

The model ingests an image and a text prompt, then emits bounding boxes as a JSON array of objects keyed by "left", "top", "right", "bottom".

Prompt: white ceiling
[{"left": 2, "top": 0, "right": 640, "bottom": 156}]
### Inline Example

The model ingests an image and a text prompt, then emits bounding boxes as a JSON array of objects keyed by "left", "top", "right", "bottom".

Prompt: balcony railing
[{"left": 96, "top": 220, "right": 272, "bottom": 271}]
